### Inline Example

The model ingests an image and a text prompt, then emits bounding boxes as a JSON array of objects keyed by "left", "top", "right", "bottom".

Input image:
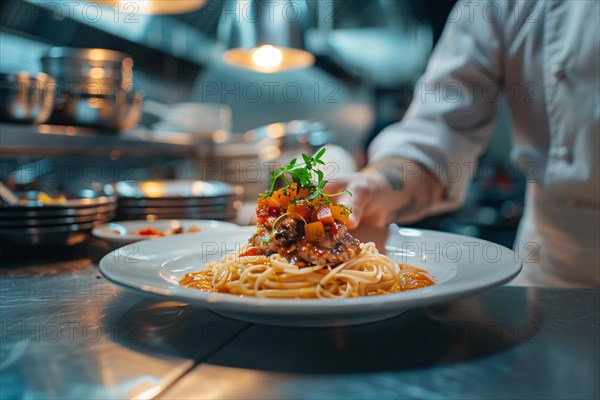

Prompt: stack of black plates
[
  {"left": 114, "top": 180, "right": 242, "bottom": 221},
  {"left": 0, "top": 189, "right": 116, "bottom": 246}
]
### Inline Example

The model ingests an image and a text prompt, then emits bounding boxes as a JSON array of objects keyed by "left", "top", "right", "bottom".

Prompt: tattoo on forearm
[
  {"left": 379, "top": 163, "right": 405, "bottom": 191},
  {"left": 375, "top": 158, "right": 442, "bottom": 221}
]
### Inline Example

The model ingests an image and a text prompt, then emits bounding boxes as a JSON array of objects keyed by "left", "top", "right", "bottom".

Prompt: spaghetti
[{"left": 179, "top": 242, "right": 435, "bottom": 299}]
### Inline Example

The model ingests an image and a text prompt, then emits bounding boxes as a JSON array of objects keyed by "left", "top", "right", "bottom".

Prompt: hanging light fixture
[
  {"left": 91, "top": 0, "right": 207, "bottom": 15},
  {"left": 219, "top": 0, "right": 315, "bottom": 73}
]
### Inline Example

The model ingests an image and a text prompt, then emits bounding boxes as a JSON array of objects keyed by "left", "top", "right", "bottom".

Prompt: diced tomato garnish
[
  {"left": 287, "top": 203, "right": 311, "bottom": 222},
  {"left": 239, "top": 247, "right": 259, "bottom": 257},
  {"left": 267, "top": 198, "right": 280, "bottom": 208},
  {"left": 257, "top": 197, "right": 269, "bottom": 207},
  {"left": 316, "top": 206, "right": 334, "bottom": 225},
  {"left": 257, "top": 216, "right": 268, "bottom": 226},
  {"left": 296, "top": 187, "right": 310, "bottom": 199},
  {"left": 305, "top": 221, "right": 325, "bottom": 241},
  {"left": 268, "top": 206, "right": 281, "bottom": 217},
  {"left": 138, "top": 227, "right": 163, "bottom": 236},
  {"left": 271, "top": 183, "right": 297, "bottom": 209},
  {"left": 256, "top": 198, "right": 270, "bottom": 219},
  {"left": 330, "top": 204, "right": 350, "bottom": 225},
  {"left": 331, "top": 222, "right": 339, "bottom": 237}
]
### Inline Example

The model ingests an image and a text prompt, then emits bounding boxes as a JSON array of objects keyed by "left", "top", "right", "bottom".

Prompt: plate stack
[
  {"left": 0, "top": 189, "right": 116, "bottom": 246},
  {"left": 114, "top": 180, "right": 242, "bottom": 221}
]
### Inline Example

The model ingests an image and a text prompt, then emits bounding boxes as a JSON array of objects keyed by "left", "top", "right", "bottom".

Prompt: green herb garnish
[{"left": 262, "top": 147, "right": 350, "bottom": 200}]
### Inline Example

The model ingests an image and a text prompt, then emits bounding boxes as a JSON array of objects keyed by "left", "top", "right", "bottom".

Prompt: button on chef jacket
[{"left": 369, "top": 0, "right": 599, "bottom": 287}]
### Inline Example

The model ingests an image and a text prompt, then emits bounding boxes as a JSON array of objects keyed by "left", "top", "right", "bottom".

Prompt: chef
[{"left": 328, "top": 0, "right": 599, "bottom": 287}]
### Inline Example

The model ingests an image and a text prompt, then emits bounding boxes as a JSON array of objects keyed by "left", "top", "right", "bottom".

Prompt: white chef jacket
[{"left": 369, "top": 0, "right": 600, "bottom": 287}]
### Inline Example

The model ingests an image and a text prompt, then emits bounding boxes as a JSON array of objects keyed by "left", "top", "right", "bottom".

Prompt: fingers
[
  {"left": 323, "top": 172, "right": 357, "bottom": 198},
  {"left": 323, "top": 172, "right": 386, "bottom": 230},
  {"left": 348, "top": 208, "right": 361, "bottom": 230},
  {"left": 322, "top": 180, "right": 348, "bottom": 199},
  {"left": 338, "top": 181, "right": 370, "bottom": 230}
]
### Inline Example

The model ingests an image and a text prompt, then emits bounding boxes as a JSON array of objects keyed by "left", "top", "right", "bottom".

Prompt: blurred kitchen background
[{"left": 1, "top": 0, "right": 526, "bottom": 252}]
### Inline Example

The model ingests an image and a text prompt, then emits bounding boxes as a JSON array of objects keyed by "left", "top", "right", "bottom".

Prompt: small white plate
[
  {"left": 92, "top": 219, "right": 239, "bottom": 246},
  {"left": 99, "top": 225, "right": 522, "bottom": 327}
]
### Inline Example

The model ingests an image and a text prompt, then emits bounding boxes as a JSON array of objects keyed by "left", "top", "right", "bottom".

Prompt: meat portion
[
  {"left": 250, "top": 216, "right": 302, "bottom": 255},
  {"left": 295, "top": 222, "right": 361, "bottom": 265},
  {"left": 249, "top": 218, "right": 361, "bottom": 266}
]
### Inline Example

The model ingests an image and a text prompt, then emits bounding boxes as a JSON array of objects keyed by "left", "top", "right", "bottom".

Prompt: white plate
[
  {"left": 92, "top": 219, "right": 239, "bottom": 246},
  {"left": 99, "top": 225, "right": 522, "bottom": 327}
]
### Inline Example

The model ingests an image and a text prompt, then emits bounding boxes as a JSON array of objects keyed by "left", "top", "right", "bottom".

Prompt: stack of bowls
[
  {"left": 114, "top": 180, "right": 242, "bottom": 221},
  {"left": 0, "top": 189, "right": 116, "bottom": 246}
]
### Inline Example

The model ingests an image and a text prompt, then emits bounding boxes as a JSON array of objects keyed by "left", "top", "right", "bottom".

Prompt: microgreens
[{"left": 263, "top": 147, "right": 351, "bottom": 200}]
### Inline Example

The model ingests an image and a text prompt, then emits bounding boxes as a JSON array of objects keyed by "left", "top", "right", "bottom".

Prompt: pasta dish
[{"left": 180, "top": 148, "right": 435, "bottom": 298}]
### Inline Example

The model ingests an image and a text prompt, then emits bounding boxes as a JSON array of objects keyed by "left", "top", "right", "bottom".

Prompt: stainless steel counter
[{"left": 1, "top": 250, "right": 598, "bottom": 399}]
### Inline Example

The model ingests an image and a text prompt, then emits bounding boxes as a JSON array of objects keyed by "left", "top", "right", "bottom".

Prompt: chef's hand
[{"left": 325, "top": 157, "right": 445, "bottom": 229}]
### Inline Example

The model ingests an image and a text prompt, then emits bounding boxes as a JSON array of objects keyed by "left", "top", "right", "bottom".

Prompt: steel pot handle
[{"left": 121, "top": 91, "right": 144, "bottom": 131}]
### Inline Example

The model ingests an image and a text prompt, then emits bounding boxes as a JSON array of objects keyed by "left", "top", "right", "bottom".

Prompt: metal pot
[
  {"left": 44, "top": 90, "right": 143, "bottom": 131},
  {"left": 0, "top": 72, "right": 55, "bottom": 124},
  {"left": 244, "top": 120, "right": 332, "bottom": 158},
  {"left": 41, "top": 47, "right": 134, "bottom": 94},
  {"left": 41, "top": 47, "right": 141, "bottom": 131}
]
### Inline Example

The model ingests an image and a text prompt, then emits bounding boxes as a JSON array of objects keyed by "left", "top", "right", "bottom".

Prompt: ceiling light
[
  {"left": 251, "top": 45, "right": 284, "bottom": 71},
  {"left": 219, "top": 0, "right": 315, "bottom": 73}
]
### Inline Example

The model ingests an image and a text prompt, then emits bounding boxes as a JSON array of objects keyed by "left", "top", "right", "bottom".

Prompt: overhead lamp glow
[
  {"left": 219, "top": 0, "right": 314, "bottom": 73},
  {"left": 223, "top": 46, "right": 315, "bottom": 73},
  {"left": 136, "top": 0, "right": 151, "bottom": 13},
  {"left": 91, "top": 0, "right": 206, "bottom": 15},
  {"left": 251, "top": 45, "right": 284, "bottom": 71}
]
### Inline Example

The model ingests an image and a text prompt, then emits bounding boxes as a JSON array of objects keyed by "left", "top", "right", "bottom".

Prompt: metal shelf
[{"left": 0, "top": 123, "right": 200, "bottom": 159}]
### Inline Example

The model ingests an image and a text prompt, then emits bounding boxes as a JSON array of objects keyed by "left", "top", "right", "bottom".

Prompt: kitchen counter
[{"left": 1, "top": 237, "right": 598, "bottom": 399}]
